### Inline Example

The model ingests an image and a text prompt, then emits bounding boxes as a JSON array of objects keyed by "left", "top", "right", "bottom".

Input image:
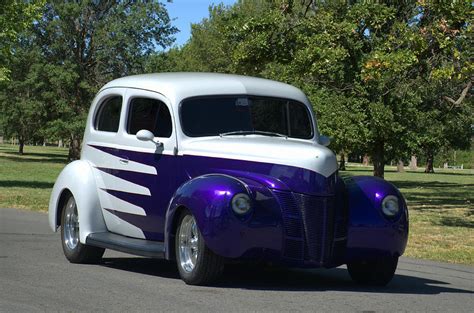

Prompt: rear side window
[
  {"left": 95, "top": 96, "right": 122, "bottom": 132},
  {"left": 127, "top": 98, "right": 172, "bottom": 138}
]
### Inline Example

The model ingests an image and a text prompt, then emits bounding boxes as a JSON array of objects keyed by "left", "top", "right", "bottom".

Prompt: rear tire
[
  {"left": 175, "top": 211, "right": 224, "bottom": 285},
  {"left": 347, "top": 256, "right": 398, "bottom": 286},
  {"left": 61, "top": 195, "right": 104, "bottom": 264}
]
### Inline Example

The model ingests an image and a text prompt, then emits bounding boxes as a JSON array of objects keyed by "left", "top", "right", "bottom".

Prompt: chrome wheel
[
  {"left": 178, "top": 215, "right": 199, "bottom": 273},
  {"left": 63, "top": 197, "right": 79, "bottom": 250}
]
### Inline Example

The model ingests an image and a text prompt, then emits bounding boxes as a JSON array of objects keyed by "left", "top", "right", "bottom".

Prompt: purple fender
[
  {"left": 164, "top": 173, "right": 284, "bottom": 260},
  {"left": 344, "top": 176, "right": 409, "bottom": 262}
]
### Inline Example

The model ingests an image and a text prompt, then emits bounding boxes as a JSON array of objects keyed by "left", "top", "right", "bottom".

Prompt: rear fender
[{"left": 48, "top": 160, "right": 107, "bottom": 243}]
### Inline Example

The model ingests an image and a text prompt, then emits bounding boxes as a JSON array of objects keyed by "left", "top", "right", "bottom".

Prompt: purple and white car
[{"left": 49, "top": 73, "right": 408, "bottom": 285}]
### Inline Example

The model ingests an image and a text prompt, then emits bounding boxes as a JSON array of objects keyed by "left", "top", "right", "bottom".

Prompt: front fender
[
  {"left": 344, "top": 176, "right": 409, "bottom": 261},
  {"left": 164, "top": 174, "right": 283, "bottom": 259},
  {"left": 48, "top": 160, "right": 106, "bottom": 243}
]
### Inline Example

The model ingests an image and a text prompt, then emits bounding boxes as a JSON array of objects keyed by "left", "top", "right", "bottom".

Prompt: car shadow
[{"left": 100, "top": 257, "right": 473, "bottom": 295}]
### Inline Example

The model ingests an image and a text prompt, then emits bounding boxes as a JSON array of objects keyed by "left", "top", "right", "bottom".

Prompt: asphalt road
[{"left": 1, "top": 208, "right": 473, "bottom": 312}]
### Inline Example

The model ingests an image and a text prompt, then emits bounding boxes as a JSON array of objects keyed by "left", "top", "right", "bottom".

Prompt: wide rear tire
[
  {"left": 175, "top": 211, "right": 224, "bottom": 285},
  {"left": 347, "top": 256, "right": 398, "bottom": 286},
  {"left": 61, "top": 195, "right": 104, "bottom": 264}
]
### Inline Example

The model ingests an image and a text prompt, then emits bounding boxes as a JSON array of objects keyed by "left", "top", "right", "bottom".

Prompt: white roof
[{"left": 100, "top": 72, "right": 309, "bottom": 105}]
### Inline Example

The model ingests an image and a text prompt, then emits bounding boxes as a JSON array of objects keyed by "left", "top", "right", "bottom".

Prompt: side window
[
  {"left": 95, "top": 96, "right": 122, "bottom": 132},
  {"left": 127, "top": 98, "right": 172, "bottom": 138},
  {"left": 288, "top": 102, "right": 312, "bottom": 139}
]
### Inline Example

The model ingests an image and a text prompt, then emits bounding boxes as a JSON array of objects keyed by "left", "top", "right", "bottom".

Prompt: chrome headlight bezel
[
  {"left": 231, "top": 193, "right": 251, "bottom": 215},
  {"left": 381, "top": 195, "right": 400, "bottom": 218}
]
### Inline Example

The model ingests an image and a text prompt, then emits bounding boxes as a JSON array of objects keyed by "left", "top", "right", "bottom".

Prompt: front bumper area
[{"left": 201, "top": 175, "right": 408, "bottom": 268}]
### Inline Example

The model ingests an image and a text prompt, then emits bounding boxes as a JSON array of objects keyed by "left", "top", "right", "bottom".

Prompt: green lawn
[
  {"left": 0, "top": 144, "right": 473, "bottom": 265},
  {"left": 0, "top": 144, "right": 68, "bottom": 211}
]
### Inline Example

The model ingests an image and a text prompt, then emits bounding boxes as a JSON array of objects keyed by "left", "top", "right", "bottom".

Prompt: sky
[{"left": 166, "top": 0, "right": 237, "bottom": 47}]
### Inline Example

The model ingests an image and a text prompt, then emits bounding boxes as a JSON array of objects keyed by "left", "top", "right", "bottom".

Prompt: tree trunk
[
  {"left": 339, "top": 151, "right": 346, "bottom": 171},
  {"left": 372, "top": 141, "right": 385, "bottom": 178},
  {"left": 424, "top": 152, "right": 435, "bottom": 173},
  {"left": 409, "top": 155, "right": 417, "bottom": 170},
  {"left": 362, "top": 154, "right": 370, "bottom": 166},
  {"left": 68, "top": 136, "right": 81, "bottom": 161},
  {"left": 397, "top": 160, "right": 405, "bottom": 172},
  {"left": 18, "top": 137, "right": 24, "bottom": 155}
]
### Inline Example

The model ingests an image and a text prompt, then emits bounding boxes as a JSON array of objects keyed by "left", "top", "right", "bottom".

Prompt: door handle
[{"left": 119, "top": 158, "right": 129, "bottom": 165}]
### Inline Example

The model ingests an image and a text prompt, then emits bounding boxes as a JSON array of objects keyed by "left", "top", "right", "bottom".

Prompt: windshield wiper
[{"left": 219, "top": 130, "right": 287, "bottom": 138}]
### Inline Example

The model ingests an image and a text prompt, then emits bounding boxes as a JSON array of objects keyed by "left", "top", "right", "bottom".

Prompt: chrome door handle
[{"left": 119, "top": 158, "right": 129, "bottom": 165}]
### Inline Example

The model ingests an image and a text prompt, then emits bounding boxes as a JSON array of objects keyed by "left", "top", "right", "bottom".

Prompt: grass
[
  {"left": 0, "top": 144, "right": 473, "bottom": 265},
  {"left": 0, "top": 144, "right": 68, "bottom": 211}
]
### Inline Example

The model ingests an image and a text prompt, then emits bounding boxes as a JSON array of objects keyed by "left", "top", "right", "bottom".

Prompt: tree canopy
[
  {"left": 1, "top": 0, "right": 472, "bottom": 175},
  {"left": 145, "top": 0, "right": 472, "bottom": 177},
  {"left": 0, "top": 0, "right": 45, "bottom": 81},
  {"left": 1, "top": 0, "right": 177, "bottom": 159}
]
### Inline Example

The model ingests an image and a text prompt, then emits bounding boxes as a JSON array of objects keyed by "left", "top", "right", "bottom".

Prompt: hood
[{"left": 180, "top": 136, "right": 338, "bottom": 196}]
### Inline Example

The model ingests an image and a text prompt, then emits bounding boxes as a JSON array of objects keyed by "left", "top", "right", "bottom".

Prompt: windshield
[{"left": 180, "top": 96, "right": 313, "bottom": 139}]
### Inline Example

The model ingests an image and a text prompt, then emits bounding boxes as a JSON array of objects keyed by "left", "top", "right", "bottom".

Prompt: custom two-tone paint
[{"left": 49, "top": 73, "right": 408, "bottom": 285}]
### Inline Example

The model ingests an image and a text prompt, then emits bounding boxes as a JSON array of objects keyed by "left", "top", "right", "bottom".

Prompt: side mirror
[
  {"left": 136, "top": 129, "right": 162, "bottom": 146},
  {"left": 319, "top": 135, "right": 331, "bottom": 147}
]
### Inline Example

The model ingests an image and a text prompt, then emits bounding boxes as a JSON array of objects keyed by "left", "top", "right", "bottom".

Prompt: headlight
[
  {"left": 381, "top": 195, "right": 400, "bottom": 217},
  {"left": 231, "top": 193, "right": 251, "bottom": 215}
]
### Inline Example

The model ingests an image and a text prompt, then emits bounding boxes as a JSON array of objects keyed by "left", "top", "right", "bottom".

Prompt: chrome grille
[
  {"left": 273, "top": 190, "right": 346, "bottom": 265},
  {"left": 272, "top": 191, "right": 304, "bottom": 260},
  {"left": 294, "top": 194, "right": 334, "bottom": 263}
]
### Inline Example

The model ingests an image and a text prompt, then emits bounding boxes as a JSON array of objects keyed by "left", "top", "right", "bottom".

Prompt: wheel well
[
  {"left": 168, "top": 205, "right": 188, "bottom": 260},
  {"left": 56, "top": 189, "right": 72, "bottom": 227}
]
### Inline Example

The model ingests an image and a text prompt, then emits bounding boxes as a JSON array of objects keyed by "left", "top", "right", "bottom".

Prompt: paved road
[{"left": 1, "top": 208, "right": 473, "bottom": 312}]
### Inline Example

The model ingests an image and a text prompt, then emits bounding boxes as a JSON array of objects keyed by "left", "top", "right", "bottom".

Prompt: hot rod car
[{"left": 49, "top": 73, "right": 408, "bottom": 285}]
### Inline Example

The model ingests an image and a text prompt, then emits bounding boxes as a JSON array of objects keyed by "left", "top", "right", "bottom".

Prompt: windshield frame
[{"left": 178, "top": 94, "right": 315, "bottom": 140}]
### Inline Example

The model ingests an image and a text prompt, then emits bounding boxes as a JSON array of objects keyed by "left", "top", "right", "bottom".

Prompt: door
[
  {"left": 98, "top": 89, "right": 177, "bottom": 241},
  {"left": 82, "top": 88, "right": 141, "bottom": 237}
]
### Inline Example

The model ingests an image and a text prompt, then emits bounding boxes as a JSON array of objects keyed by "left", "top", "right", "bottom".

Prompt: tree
[
  {"left": 0, "top": 37, "right": 47, "bottom": 154},
  {"left": 0, "top": 0, "right": 44, "bottom": 81},
  {"left": 144, "top": 0, "right": 474, "bottom": 178},
  {"left": 33, "top": 1, "right": 177, "bottom": 160},
  {"left": 171, "top": 3, "right": 245, "bottom": 73},
  {"left": 414, "top": 2, "right": 473, "bottom": 172},
  {"left": 178, "top": 0, "right": 472, "bottom": 178},
  {"left": 145, "top": 48, "right": 185, "bottom": 73},
  {"left": 417, "top": 80, "right": 472, "bottom": 173},
  {"left": 308, "top": 89, "right": 369, "bottom": 171},
  {"left": 218, "top": 2, "right": 425, "bottom": 177}
]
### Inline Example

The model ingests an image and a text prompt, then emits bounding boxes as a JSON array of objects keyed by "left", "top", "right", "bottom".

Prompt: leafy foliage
[
  {"left": 2, "top": 0, "right": 471, "bottom": 173},
  {"left": 154, "top": 0, "right": 472, "bottom": 177},
  {"left": 0, "top": 0, "right": 45, "bottom": 81},
  {"left": 1, "top": 1, "right": 178, "bottom": 159},
  {"left": 0, "top": 37, "right": 50, "bottom": 153}
]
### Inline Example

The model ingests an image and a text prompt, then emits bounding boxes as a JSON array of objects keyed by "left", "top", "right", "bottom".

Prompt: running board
[{"left": 86, "top": 232, "right": 165, "bottom": 258}]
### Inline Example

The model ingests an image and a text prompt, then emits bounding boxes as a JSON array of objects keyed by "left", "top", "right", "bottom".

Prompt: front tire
[
  {"left": 347, "top": 256, "right": 398, "bottom": 286},
  {"left": 175, "top": 211, "right": 224, "bottom": 285},
  {"left": 61, "top": 195, "right": 104, "bottom": 263}
]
